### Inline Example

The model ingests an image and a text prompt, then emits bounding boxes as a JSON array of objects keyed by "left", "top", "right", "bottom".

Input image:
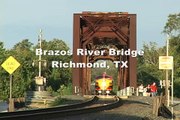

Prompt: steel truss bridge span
[{"left": 72, "top": 12, "right": 137, "bottom": 95}]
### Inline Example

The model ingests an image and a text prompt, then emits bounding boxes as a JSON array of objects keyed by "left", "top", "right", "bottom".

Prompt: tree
[
  {"left": 137, "top": 42, "right": 165, "bottom": 86},
  {"left": 9, "top": 39, "right": 35, "bottom": 97},
  {"left": 0, "top": 38, "right": 73, "bottom": 100},
  {"left": 163, "top": 13, "right": 180, "bottom": 36},
  {"left": 0, "top": 42, "right": 10, "bottom": 100},
  {"left": 33, "top": 38, "right": 72, "bottom": 92},
  {"left": 163, "top": 13, "right": 180, "bottom": 97}
]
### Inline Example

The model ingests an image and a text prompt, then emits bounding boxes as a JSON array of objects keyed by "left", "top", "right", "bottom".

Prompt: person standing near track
[
  {"left": 150, "top": 82, "right": 157, "bottom": 97},
  {"left": 146, "top": 84, "right": 151, "bottom": 96},
  {"left": 138, "top": 84, "right": 144, "bottom": 96}
]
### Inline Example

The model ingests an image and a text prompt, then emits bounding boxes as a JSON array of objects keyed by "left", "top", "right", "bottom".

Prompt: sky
[{"left": 0, "top": 0, "right": 180, "bottom": 50}]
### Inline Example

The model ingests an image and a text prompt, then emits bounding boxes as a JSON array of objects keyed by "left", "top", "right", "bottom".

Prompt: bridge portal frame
[{"left": 73, "top": 12, "right": 137, "bottom": 95}]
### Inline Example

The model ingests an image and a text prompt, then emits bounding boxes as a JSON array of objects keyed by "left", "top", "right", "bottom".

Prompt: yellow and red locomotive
[{"left": 95, "top": 72, "right": 113, "bottom": 95}]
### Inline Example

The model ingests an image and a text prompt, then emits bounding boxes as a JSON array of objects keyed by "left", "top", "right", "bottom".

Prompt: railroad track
[{"left": 0, "top": 96, "right": 121, "bottom": 120}]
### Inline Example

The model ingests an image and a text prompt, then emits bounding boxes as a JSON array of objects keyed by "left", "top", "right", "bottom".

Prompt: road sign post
[
  {"left": 159, "top": 55, "right": 174, "bottom": 120},
  {"left": 1, "top": 56, "right": 20, "bottom": 112},
  {"left": 159, "top": 56, "right": 173, "bottom": 107}
]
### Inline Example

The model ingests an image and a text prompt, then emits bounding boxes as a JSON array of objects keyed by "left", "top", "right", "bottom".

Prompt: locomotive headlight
[
  {"left": 102, "top": 81, "right": 106, "bottom": 87},
  {"left": 106, "top": 91, "right": 110, "bottom": 94}
]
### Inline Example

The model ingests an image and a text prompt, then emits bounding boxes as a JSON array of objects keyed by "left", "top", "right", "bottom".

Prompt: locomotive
[{"left": 95, "top": 72, "right": 113, "bottom": 95}]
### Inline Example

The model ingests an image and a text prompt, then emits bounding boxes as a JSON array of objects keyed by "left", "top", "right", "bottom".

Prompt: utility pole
[
  {"left": 38, "top": 29, "right": 42, "bottom": 77},
  {"left": 33, "top": 29, "right": 47, "bottom": 91},
  {"left": 165, "top": 35, "right": 169, "bottom": 107},
  {"left": 168, "top": 34, "right": 174, "bottom": 120},
  {"left": 171, "top": 61, "right": 174, "bottom": 120}
]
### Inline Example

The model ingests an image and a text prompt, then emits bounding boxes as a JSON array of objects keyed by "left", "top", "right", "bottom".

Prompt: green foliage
[
  {"left": 138, "top": 13, "right": 180, "bottom": 97},
  {"left": 0, "top": 42, "right": 10, "bottom": 100},
  {"left": 163, "top": 13, "right": 180, "bottom": 36},
  {"left": 50, "top": 96, "right": 67, "bottom": 106},
  {"left": 37, "top": 39, "right": 72, "bottom": 92},
  {"left": 0, "top": 39, "right": 72, "bottom": 100},
  {"left": 60, "top": 83, "right": 72, "bottom": 95},
  {"left": 174, "top": 78, "right": 180, "bottom": 98},
  {"left": 137, "top": 42, "right": 165, "bottom": 86},
  {"left": 46, "top": 86, "right": 54, "bottom": 95},
  {"left": 164, "top": 13, "right": 180, "bottom": 97},
  {"left": 9, "top": 39, "right": 35, "bottom": 98},
  {"left": 0, "top": 13, "right": 179, "bottom": 99}
]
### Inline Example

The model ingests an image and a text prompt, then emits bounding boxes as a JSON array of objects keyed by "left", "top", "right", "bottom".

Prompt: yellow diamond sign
[{"left": 1, "top": 56, "right": 20, "bottom": 74}]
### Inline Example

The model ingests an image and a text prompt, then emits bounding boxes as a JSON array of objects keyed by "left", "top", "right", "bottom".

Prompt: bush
[
  {"left": 57, "top": 83, "right": 72, "bottom": 95},
  {"left": 174, "top": 79, "right": 180, "bottom": 98},
  {"left": 50, "top": 96, "right": 67, "bottom": 106},
  {"left": 63, "top": 83, "right": 72, "bottom": 95}
]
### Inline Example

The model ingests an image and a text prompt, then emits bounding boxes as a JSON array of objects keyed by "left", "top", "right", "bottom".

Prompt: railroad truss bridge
[{"left": 73, "top": 12, "right": 137, "bottom": 95}]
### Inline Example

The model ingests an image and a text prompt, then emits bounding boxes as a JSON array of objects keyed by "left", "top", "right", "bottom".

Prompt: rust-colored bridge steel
[{"left": 73, "top": 12, "right": 137, "bottom": 95}]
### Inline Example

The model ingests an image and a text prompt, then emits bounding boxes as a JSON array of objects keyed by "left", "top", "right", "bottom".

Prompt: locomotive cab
[{"left": 95, "top": 73, "right": 113, "bottom": 95}]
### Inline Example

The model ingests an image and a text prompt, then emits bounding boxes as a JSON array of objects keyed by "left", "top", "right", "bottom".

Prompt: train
[{"left": 95, "top": 72, "right": 113, "bottom": 95}]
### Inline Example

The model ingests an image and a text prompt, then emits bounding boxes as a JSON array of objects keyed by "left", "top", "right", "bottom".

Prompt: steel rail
[
  {"left": 0, "top": 96, "right": 121, "bottom": 120},
  {"left": 0, "top": 96, "right": 98, "bottom": 120}
]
